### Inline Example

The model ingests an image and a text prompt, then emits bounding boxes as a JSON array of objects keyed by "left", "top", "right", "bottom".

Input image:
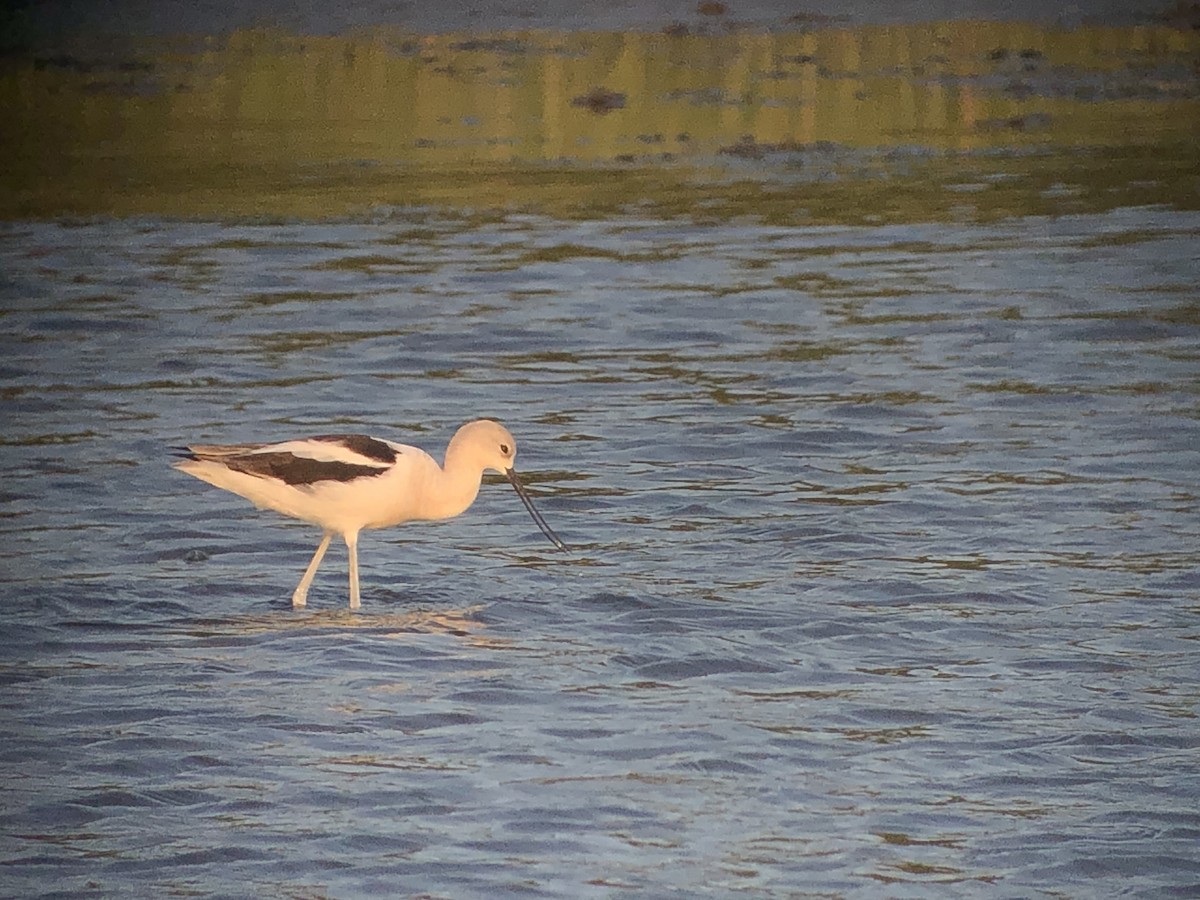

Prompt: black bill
[{"left": 506, "top": 468, "right": 568, "bottom": 551}]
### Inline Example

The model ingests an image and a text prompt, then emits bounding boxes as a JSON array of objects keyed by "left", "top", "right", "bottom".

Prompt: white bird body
[
  {"left": 182, "top": 439, "right": 455, "bottom": 531},
  {"left": 175, "top": 419, "right": 565, "bottom": 609}
]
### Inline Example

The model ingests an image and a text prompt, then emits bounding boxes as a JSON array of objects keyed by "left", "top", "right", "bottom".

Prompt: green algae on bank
[
  {"left": 1, "top": 20, "right": 1198, "bottom": 222},
  {"left": 3, "top": 146, "right": 1197, "bottom": 224}
]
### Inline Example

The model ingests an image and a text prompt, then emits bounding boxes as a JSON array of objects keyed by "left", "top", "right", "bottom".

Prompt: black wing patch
[
  {"left": 309, "top": 434, "right": 399, "bottom": 464},
  {"left": 224, "top": 452, "right": 387, "bottom": 486}
]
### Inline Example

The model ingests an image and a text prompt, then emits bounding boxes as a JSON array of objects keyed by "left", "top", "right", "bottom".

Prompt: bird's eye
[{"left": 500, "top": 443, "right": 511, "bottom": 455}]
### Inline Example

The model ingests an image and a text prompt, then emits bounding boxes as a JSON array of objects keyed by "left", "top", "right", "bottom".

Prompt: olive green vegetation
[{"left": 1, "top": 21, "right": 1197, "bottom": 223}]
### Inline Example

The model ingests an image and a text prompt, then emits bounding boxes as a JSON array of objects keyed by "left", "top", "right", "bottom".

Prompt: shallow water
[{"left": 1, "top": 207, "right": 1199, "bottom": 897}]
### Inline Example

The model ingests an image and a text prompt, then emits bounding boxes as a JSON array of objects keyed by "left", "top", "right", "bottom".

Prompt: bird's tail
[{"left": 172, "top": 443, "right": 266, "bottom": 462}]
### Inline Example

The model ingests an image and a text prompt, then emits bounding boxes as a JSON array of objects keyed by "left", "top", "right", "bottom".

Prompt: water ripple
[{"left": 1, "top": 209, "right": 1198, "bottom": 897}]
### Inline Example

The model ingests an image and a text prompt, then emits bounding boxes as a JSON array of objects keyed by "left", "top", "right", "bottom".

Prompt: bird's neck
[{"left": 421, "top": 450, "right": 483, "bottom": 521}]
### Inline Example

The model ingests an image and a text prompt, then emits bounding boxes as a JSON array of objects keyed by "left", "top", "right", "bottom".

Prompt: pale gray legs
[
  {"left": 292, "top": 531, "right": 332, "bottom": 609},
  {"left": 290, "top": 530, "right": 362, "bottom": 609},
  {"left": 346, "top": 531, "right": 361, "bottom": 610}
]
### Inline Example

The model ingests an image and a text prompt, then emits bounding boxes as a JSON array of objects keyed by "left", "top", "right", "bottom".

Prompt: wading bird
[{"left": 175, "top": 419, "right": 566, "bottom": 609}]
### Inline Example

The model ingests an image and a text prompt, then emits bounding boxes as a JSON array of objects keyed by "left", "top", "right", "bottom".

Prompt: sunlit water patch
[
  {"left": 4, "top": 20, "right": 1199, "bottom": 218},
  {"left": 1, "top": 207, "right": 1198, "bottom": 897}
]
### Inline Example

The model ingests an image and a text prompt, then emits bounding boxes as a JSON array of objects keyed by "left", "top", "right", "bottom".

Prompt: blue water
[{"left": 1, "top": 208, "right": 1198, "bottom": 897}]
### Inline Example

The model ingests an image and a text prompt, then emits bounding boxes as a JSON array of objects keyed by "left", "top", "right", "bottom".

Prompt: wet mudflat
[
  {"left": 1, "top": 206, "right": 1198, "bottom": 897},
  {"left": 4, "top": 16, "right": 1199, "bottom": 219}
]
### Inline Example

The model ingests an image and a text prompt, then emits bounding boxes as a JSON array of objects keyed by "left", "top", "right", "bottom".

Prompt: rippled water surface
[{"left": 1, "top": 208, "right": 1198, "bottom": 897}]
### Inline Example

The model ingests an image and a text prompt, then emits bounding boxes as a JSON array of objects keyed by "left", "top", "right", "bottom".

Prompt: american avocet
[{"left": 175, "top": 419, "right": 566, "bottom": 609}]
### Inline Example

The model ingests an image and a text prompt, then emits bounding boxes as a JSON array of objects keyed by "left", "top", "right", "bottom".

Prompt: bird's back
[{"left": 175, "top": 435, "right": 437, "bottom": 533}]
